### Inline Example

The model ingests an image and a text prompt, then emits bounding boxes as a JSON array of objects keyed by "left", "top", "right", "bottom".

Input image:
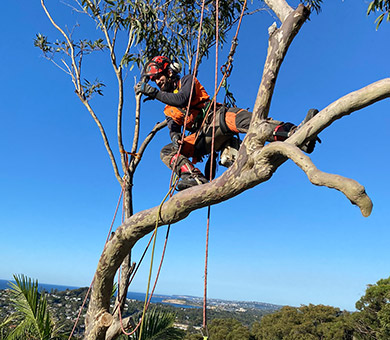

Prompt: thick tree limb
[
  {"left": 106, "top": 315, "right": 134, "bottom": 340},
  {"left": 252, "top": 4, "right": 310, "bottom": 120},
  {"left": 261, "top": 142, "right": 373, "bottom": 217},
  {"left": 288, "top": 78, "right": 390, "bottom": 147}
]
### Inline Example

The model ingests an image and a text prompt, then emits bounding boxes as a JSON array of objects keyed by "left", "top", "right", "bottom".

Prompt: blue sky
[{"left": 1, "top": 1, "right": 389, "bottom": 312}]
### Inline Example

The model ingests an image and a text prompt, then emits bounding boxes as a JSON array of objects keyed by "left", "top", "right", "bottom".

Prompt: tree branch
[
  {"left": 41, "top": 0, "right": 82, "bottom": 93},
  {"left": 80, "top": 1, "right": 127, "bottom": 181},
  {"left": 252, "top": 4, "right": 310, "bottom": 120},
  {"left": 287, "top": 78, "right": 390, "bottom": 146},
  {"left": 78, "top": 96, "right": 123, "bottom": 184},
  {"left": 129, "top": 119, "right": 167, "bottom": 174},
  {"left": 264, "top": 0, "right": 293, "bottom": 22},
  {"left": 261, "top": 142, "right": 373, "bottom": 217},
  {"left": 130, "top": 94, "right": 142, "bottom": 158}
]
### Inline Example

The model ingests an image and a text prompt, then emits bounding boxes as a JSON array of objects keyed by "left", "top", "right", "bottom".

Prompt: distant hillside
[
  {"left": 0, "top": 279, "right": 281, "bottom": 312},
  {"left": 0, "top": 284, "right": 280, "bottom": 338}
]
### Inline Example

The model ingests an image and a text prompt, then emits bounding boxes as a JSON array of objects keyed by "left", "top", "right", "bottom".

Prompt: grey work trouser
[{"left": 160, "top": 107, "right": 253, "bottom": 174}]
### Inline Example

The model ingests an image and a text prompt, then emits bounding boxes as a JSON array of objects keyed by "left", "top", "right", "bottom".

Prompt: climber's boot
[
  {"left": 272, "top": 109, "right": 320, "bottom": 154},
  {"left": 170, "top": 154, "right": 208, "bottom": 191},
  {"left": 297, "top": 108, "right": 320, "bottom": 154},
  {"left": 177, "top": 167, "right": 208, "bottom": 191}
]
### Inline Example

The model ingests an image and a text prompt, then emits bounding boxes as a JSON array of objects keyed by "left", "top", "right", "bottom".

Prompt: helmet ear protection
[{"left": 169, "top": 61, "right": 182, "bottom": 74}]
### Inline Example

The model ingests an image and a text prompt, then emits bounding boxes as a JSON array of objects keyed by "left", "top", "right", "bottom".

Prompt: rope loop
[
  {"left": 120, "top": 149, "right": 141, "bottom": 159},
  {"left": 220, "top": 63, "right": 233, "bottom": 78}
]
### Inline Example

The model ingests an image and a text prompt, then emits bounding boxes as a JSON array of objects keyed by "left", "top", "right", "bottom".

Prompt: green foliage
[
  {"left": 34, "top": 33, "right": 52, "bottom": 53},
  {"left": 300, "top": 0, "right": 323, "bottom": 14},
  {"left": 35, "top": 0, "right": 248, "bottom": 86},
  {"left": 207, "top": 318, "right": 252, "bottom": 340},
  {"left": 251, "top": 304, "right": 353, "bottom": 340},
  {"left": 129, "top": 308, "right": 185, "bottom": 340},
  {"left": 183, "top": 333, "right": 203, "bottom": 340},
  {"left": 82, "top": 78, "right": 106, "bottom": 100},
  {"left": 1, "top": 274, "right": 62, "bottom": 340},
  {"left": 367, "top": 0, "right": 390, "bottom": 29},
  {"left": 353, "top": 277, "right": 390, "bottom": 340},
  {"left": 81, "top": 0, "right": 247, "bottom": 71}
]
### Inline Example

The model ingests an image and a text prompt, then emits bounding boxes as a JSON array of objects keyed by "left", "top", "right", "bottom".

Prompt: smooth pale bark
[
  {"left": 264, "top": 0, "right": 293, "bottom": 22},
  {"left": 252, "top": 4, "right": 309, "bottom": 120}
]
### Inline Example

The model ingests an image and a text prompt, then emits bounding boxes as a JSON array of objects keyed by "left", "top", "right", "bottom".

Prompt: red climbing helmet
[{"left": 143, "top": 56, "right": 171, "bottom": 79}]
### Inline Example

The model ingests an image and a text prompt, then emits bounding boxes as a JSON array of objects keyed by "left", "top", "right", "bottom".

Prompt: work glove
[
  {"left": 171, "top": 132, "right": 183, "bottom": 149},
  {"left": 134, "top": 81, "right": 159, "bottom": 99}
]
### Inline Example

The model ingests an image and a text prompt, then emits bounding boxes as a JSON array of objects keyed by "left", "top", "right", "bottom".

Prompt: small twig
[
  {"left": 43, "top": 56, "right": 74, "bottom": 79},
  {"left": 60, "top": 0, "right": 85, "bottom": 14}
]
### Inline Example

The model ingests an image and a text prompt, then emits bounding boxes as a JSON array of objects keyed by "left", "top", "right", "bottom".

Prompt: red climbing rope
[{"left": 202, "top": 0, "right": 248, "bottom": 336}]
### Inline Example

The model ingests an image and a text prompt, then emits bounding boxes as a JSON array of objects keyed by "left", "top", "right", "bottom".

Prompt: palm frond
[
  {"left": 4, "top": 274, "right": 59, "bottom": 340},
  {"left": 131, "top": 308, "right": 184, "bottom": 340}
]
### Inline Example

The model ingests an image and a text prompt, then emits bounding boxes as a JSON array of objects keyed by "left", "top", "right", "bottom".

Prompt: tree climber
[{"left": 135, "top": 56, "right": 319, "bottom": 191}]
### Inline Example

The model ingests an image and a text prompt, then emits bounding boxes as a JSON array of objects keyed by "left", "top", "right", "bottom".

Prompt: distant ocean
[
  {"left": 0, "top": 279, "right": 79, "bottom": 292},
  {"left": 0, "top": 279, "right": 197, "bottom": 309}
]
